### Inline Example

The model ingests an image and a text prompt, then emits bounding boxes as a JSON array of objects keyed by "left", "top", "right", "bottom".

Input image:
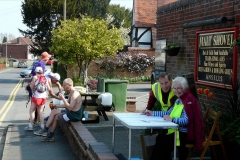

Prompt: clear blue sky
[{"left": 0, "top": 0, "right": 133, "bottom": 38}]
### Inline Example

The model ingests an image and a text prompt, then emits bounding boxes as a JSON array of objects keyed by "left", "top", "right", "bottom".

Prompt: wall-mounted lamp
[{"left": 182, "top": 17, "right": 234, "bottom": 28}]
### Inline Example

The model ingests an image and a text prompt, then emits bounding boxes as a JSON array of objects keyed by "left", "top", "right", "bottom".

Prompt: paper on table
[{"left": 140, "top": 119, "right": 168, "bottom": 123}]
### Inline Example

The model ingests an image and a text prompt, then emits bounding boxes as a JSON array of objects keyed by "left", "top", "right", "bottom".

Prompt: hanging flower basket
[{"left": 164, "top": 44, "right": 181, "bottom": 56}]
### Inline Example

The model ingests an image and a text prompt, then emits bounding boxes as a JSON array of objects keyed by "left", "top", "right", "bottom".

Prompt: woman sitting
[{"left": 146, "top": 76, "right": 204, "bottom": 160}]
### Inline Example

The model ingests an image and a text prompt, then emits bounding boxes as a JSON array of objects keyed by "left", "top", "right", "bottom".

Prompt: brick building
[
  {"left": 155, "top": 0, "right": 240, "bottom": 108},
  {"left": 0, "top": 37, "right": 33, "bottom": 60}
]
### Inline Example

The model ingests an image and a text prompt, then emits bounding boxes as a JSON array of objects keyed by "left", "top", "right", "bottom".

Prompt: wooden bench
[{"left": 61, "top": 121, "right": 118, "bottom": 160}]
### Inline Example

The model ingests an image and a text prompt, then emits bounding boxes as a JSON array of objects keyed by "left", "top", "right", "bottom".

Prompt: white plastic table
[{"left": 112, "top": 113, "right": 178, "bottom": 160}]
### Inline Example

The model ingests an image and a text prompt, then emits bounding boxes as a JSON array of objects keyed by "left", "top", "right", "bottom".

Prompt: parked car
[
  {"left": 9, "top": 59, "right": 19, "bottom": 62},
  {"left": 18, "top": 61, "right": 28, "bottom": 68},
  {"left": 46, "top": 59, "right": 54, "bottom": 65},
  {"left": 20, "top": 65, "right": 51, "bottom": 78},
  {"left": 20, "top": 66, "right": 33, "bottom": 78}
]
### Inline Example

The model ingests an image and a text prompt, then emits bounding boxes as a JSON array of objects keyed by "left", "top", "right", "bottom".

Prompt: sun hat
[
  {"left": 35, "top": 67, "right": 43, "bottom": 73},
  {"left": 41, "top": 52, "right": 52, "bottom": 60},
  {"left": 50, "top": 73, "right": 60, "bottom": 81}
]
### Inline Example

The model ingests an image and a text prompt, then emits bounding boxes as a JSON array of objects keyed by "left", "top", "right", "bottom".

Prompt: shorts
[
  {"left": 31, "top": 97, "right": 46, "bottom": 106},
  {"left": 58, "top": 112, "right": 70, "bottom": 126}
]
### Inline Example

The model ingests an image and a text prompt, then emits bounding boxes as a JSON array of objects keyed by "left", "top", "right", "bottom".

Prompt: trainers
[
  {"left": 24, "top": 125, "right": 33, "bottom": 131},
  {"left": 34, "top": 121, "right": 41, "bottom": 127},
  {"left": 42, "top": 136, "right": 55, "bottom": 142},
  {"left": 34, "top": 130, "right": 47, "bottom": 137}
]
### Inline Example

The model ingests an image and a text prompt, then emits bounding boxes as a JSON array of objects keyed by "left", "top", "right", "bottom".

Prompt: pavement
[{"left": 1, "top": 83, "right": 211, "bottom": 160}]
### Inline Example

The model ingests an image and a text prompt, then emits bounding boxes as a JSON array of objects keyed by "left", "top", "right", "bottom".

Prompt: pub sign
[{"left": 194, "top": 27, "right": 238, "bottom": 89}]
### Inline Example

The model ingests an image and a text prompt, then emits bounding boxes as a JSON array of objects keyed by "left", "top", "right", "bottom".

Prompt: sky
[{"left": 0, "top": 0, "right": 133, "bottom": 38}]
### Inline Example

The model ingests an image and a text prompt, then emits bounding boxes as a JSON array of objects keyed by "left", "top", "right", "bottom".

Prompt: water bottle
[
  {"left": 84, "top": 111, "right": 88, "bottom": 118},
  {"left": 86, "top": 84, "right": 88, "bottom": 94}
]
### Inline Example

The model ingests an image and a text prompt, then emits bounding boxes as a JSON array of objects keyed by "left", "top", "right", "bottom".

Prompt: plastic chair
[
  {"left": 186, "top": 107, "right": 228, "bottom": 160},
  {"left": 140, "top": 134, "right": 157, "bottom": 160}
]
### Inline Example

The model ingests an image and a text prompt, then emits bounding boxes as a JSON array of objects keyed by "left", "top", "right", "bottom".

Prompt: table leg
[
  {"left": 173, "top": 128, "right": 176, "bottom": 160},
  {"left": 101, "top": 111, "right": 109, "bottom": 121},
  {"left": 84, "top": 96, "right": 87, "bottom": 106},
  {"left": 97, "top": 110, "right": 102, "bottom": 116},
  {"left": 112, "top": 117, "right": 115, "bottom": 153},
  {"left": 128, "top": 128, "right": 132, "bottom": 160}
]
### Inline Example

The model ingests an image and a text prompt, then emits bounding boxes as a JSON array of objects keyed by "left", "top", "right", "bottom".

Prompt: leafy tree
[
  {"left": 50, "top": 16, "right": 124, "bottom": 83},
  {"left": 106, "top": 14, "right": 130, "bottom": 45},
  {"left": 20, "top": 0, "right": 63, "bottom": 55},
  {"left": 107, "top": 4, "right": 132, "bottom": 28},
  {"left": 67, "top": 0, "right": 110, "bottom": 19},
  {"left": 2, "top": 37, "right": 7, "bottom": 43},
  {"left": 20, "top": 0, "right": 111, "bottom": 56},
  {"left": 0, "top": 33, "right": 16, "bottom": 43}
]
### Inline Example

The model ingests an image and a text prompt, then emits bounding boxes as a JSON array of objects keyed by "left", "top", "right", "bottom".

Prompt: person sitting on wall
[{"left": 34, "top": 78, "right": 83, "bottom": 142}]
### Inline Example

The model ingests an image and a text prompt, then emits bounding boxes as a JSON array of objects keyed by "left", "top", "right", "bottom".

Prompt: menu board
[
  {"left": 155, "top": 40, "right": 166, "bottom": 71},
  {"left": 195, "top": 27, "right": 238, "bottom": 88}
]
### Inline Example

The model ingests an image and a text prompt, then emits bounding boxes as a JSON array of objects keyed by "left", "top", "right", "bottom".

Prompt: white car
[{"left": 18, "top": 61, "right": 28, "bottom": 68}]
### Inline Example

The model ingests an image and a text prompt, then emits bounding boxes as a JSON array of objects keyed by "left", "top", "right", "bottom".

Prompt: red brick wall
[
  {"left": 2, "top": 45, "right": 29, "bottom": 60},
  {"left": 0, "top": 64, "right": 6, "bottom": 69},
  {"left": 68, "top": 47, "right": 155, "bottom": 78},
  {"left": 156, "top": 0, "right": 240, "bottom": 108}
]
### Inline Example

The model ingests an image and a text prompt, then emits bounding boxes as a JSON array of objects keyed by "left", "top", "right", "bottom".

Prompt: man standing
[
  {"left": 143, "top": 72, "right": 177, "bottom": 113},
  {"left": 34, "top": 78, "right": 83, "bottom": 142}
]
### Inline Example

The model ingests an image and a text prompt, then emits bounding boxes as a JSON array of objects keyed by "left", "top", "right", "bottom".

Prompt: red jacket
[{"left": 180, "top": 91, "right": 205, "bottom": 150}]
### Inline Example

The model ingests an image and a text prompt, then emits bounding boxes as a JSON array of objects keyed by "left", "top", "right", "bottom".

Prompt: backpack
[{"left": 35, "top": 75, "right": 47, "bottom": 93}]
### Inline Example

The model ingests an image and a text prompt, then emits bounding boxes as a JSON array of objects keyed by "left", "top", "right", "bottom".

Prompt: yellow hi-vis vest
[
  {"left": 152, "top": 82, "right": 175, "bottom": 111},
  {"left": 167, "top": 103, "right": 184, "bottom": 146}
]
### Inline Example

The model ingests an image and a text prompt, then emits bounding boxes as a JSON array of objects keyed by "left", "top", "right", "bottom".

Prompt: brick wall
[
  {"left": 1, "top": 45, "right": 29, "bottom": 60},
  {"left": 61, "top": 121, "right": 118, "bottom": 160},
  {"left": 156, "top": 0, "right": 240, "bottom": 108},
  {"left": 0, "top": 64, "right": 6, "bottom": 69},
  {"left": 67, "top": 47, "right": 155, "bottom": 78}
]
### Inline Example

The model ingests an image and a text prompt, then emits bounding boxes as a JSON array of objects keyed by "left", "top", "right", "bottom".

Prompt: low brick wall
[
  {"left": 61, "top": 121, "right": 118, "bottom": 160},
  {"left": 0, "top": 64, "right": 6, "bottom": 69}
]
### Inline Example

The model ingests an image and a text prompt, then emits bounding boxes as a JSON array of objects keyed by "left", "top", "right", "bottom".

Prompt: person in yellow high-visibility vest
[
  {"left": 145, "top": 77, "right": 204, "bottom": 160},
  {"left": 142, "top": 72, "right": 177, "bottom": 114}
]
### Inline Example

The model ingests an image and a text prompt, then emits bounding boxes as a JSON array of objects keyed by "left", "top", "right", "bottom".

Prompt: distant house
[
  {"left": 130, "top": 0, "right": 157, "bottom": 48},
  {"left": 0, "top": 37, "right": 35, "bottom": 60}
]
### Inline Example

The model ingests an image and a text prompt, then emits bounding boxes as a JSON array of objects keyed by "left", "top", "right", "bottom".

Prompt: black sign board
[{"left": 194, "top": 27, "right": 238, "bottom": 89}]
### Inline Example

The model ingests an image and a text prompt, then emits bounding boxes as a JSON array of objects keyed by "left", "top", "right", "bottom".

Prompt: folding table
[{"left": 112, "top": 113, "right": 178, "bottom": 160}]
